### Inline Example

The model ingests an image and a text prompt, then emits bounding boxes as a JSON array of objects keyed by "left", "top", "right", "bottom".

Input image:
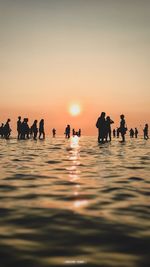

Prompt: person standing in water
[
  {"left": 105, "top": 116, "right": 114, "bottom": 141},
  {"left": 4, "top": 119, "right": 11, "bottom": 139},
  {"left": 39, "top": 119, "right": 45, "bottom": 140},
  {"left": 143, "top": 124, "right": 149, "bottom": 140},
  {"left": 129, "top": 128, "right": 134, "bottom": 138},
  {"left": 96, "top": 112, "right": 106, "bottom": 143},
  {"left": 119, "top": 114, "right": 127, "bottom": 142},
  {"left": 31, "top": 120, "right": 38, "bottom": 140},
  {"left": 17, "top": 116, "right": 22, "bottom": 140},
  {"left": 65, "top": 125, "right": 71, "bottom": 138},
  {"left": 135, "top": 128, "right": 138, "bottom": 138},
  {"left": 52, "top": 128, "right": 56, "bottom": 137}
]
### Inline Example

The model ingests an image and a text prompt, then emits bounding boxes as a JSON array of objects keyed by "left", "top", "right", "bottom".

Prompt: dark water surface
[{"left": 0, "top": 136, "right": 150, "bottom": 267}]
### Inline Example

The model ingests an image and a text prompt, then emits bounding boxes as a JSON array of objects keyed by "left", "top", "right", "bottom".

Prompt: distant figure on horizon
[
  {"left": 65, "top": 125, "right": 71, "bottom": 138},
  {"left": 135, "top": 128, "right": 138, "bottom": 138},
  {"left": 17, "top": 116, "right": 22, "bottom": 140},
  {"left": 143, "top": 124, "right": 149, "bottom": 140},
  {"left": 129, "top": 128, "right": 134, "bottom": 138},
  {"left": 119, "top": 114, "right": 127, "bottom": 142},
  {"left": 31, "top": 120, "right": 38, "bottom": 140},
  {"left": 105, "top": 116, "right": 114, "bottom": 141},
  {"left": 39, "top": 119, "right": 45, "bottom": 140},
  {"left": 96, "top": 112, "right": 106, "bottom": 143},
  {"left": 52, "top": 128, "right": 56, "bottom": 137},
  {"left": 4, "top": 119, "right": 11, "bottom": 139},
  {"left": 113, "top": 129, "right": 116, "bottom": 138}
]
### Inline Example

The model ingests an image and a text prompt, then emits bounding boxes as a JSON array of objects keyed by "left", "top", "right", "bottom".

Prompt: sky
[{"left": 0, "top": 0, "right": 150, "bottom": 135}]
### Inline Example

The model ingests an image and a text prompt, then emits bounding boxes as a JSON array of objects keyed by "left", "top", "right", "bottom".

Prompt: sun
[{"left": 69, "top": 104, "right": 81, "bottom": 116}]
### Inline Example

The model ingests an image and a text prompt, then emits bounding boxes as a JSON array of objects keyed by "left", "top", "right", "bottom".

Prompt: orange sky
[{"left": 0, "top": 0, "right": 149, "bottom": 135}]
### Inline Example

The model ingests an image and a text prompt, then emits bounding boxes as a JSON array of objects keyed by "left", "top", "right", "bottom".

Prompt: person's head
[
  {"left": 7, "top": 119, "right": 10, "bottom": 123},
  {"left": 18, "top": 116, "right": 21, "bottom": 120},
  {"left": 106, "top": 116, "right": 110, "bottom": 121},
  {"left": 101, "top": 112, "right": 106, "bottom": 118},
  {"left": 24, "top": 118, "right": 28, "bottom": 123},
  {"left": 120, "top": 114, "right": 124, "bottom": 120},
  {"left": 34, "top": 120, "right": 37, "bottom": 124}
]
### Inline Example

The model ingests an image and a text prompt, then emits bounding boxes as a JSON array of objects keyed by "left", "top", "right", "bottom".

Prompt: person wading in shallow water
[
  {"left": 105, "top": 116, "right": 114, "bottom": 142},
  {"left": 119, "top": 114, "right": 127, "bottom": 142},
  {"left": 135, "top": 128, "right": 138, "bottom": 138},
  {"left": 52, "top": 128, "right": 56, "bottom": 137},
  {"left": 17, "top": 116, "right": 22, "bottom": 140},
  {"left": 4, "top": 119, "right": 11, "bottom": 139},
  {"left": 39, "top": 119, "right": 45, "bottom": 140},
  {"left": 143, "top": 124, "right": 149, "bottom": 140},
  {"left": 96, "top": 112, "right": 106, "bottom": 143},
  {"left": 65, "top": 125, "right": 71, "bottom": 138},
  {"left": 31, "top": 120, "right": 38, "bottom": 140}
]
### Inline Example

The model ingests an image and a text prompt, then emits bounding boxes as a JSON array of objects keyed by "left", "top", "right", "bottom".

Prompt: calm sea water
[{"left": 0, "top": 136, "right": 150, "bottom": 267}]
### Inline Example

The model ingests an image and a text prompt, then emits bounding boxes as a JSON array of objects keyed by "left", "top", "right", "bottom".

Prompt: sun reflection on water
[{"left": 67, "top": 136, "right": 89, "bottom": 210}]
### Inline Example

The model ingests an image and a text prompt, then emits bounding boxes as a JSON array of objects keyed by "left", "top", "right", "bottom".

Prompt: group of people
[
  {"left": 129, "top": 128, "right": 139, "bottom": 138},
  {"left": 0, "top": 119, "right": 11, "bottom": 139},
  {"left": 16, "top": 117, "right": 45, "bottom": 140},
  {"left": 64, "top": 125, "right": 81, "bottom": 139},
  {"left": 0, "top": 116, "right": 45, "bottom": 140},
  {"left": 0, "top": 114, "right": 149, "bottom": 142},
  {"left": 0, "top": 117, "right": 45, "bottom": 140},
  {"left": 96, "top": 112, "right": 149, "bottom": 143}
]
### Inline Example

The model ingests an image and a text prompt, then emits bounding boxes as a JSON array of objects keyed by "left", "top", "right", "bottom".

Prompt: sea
[{"left": 0, "top": 136, "right": 149, "bottom": 267}]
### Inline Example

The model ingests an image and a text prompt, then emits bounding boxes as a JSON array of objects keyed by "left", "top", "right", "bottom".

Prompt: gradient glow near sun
[{"left": 69, "top": 104, "right": 81, "bottom": 116}]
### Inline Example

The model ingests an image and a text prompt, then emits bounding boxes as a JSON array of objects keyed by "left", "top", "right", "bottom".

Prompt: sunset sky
[{"left": 0, "top": 0, "right": 150, "bottom": 135}]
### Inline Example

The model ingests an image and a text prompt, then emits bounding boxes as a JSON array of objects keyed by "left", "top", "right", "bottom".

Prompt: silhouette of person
[
  {"left": 135, "top": 128, "right": 138, "bottom": 138},
  {"left": 105, "top": 116, "right": 114, "bottom": 141},
  {"left": 113, "top": 129, "right": 116, "bottom": 138},
  {"left": 143, "top": 124, "right": 149, "bottom": 140},
  {"left": 21, "top": 118, "right": 30, "bottom": 139},
  {"left": 96, "top": 112, "right": 106, "bottom": 143},
  {"left": 17, "top": 116, "right": 22, "bottom": 140},
  {"left": 4, "top": 119, "right": 11, "bottom": 139},
  {"left": 78, "top": 129, "right": 81, "bottom": 137},
  {"left": 65, "top": 125, "right": 71, "bottom": 138},
  {"left": 72, "top": 128, "right": 75, "bottom": 136},
  {"left": 31, "top": 120, "right": 38, "bottom": 140},
  {"left": 0, "top": 123, "right": 4, "bottom": 138},
  {"left": 52, "top": 128, "right": 56, "bottom": 137},
  {"left": 119, "top": 114, "right": 127, "bottom": 142},
  {"left": 39, "top": 119, "right": 45, "bottom": 139},
  {"left": 129, "top": 128, "right": 134, "bottom": 138}
]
